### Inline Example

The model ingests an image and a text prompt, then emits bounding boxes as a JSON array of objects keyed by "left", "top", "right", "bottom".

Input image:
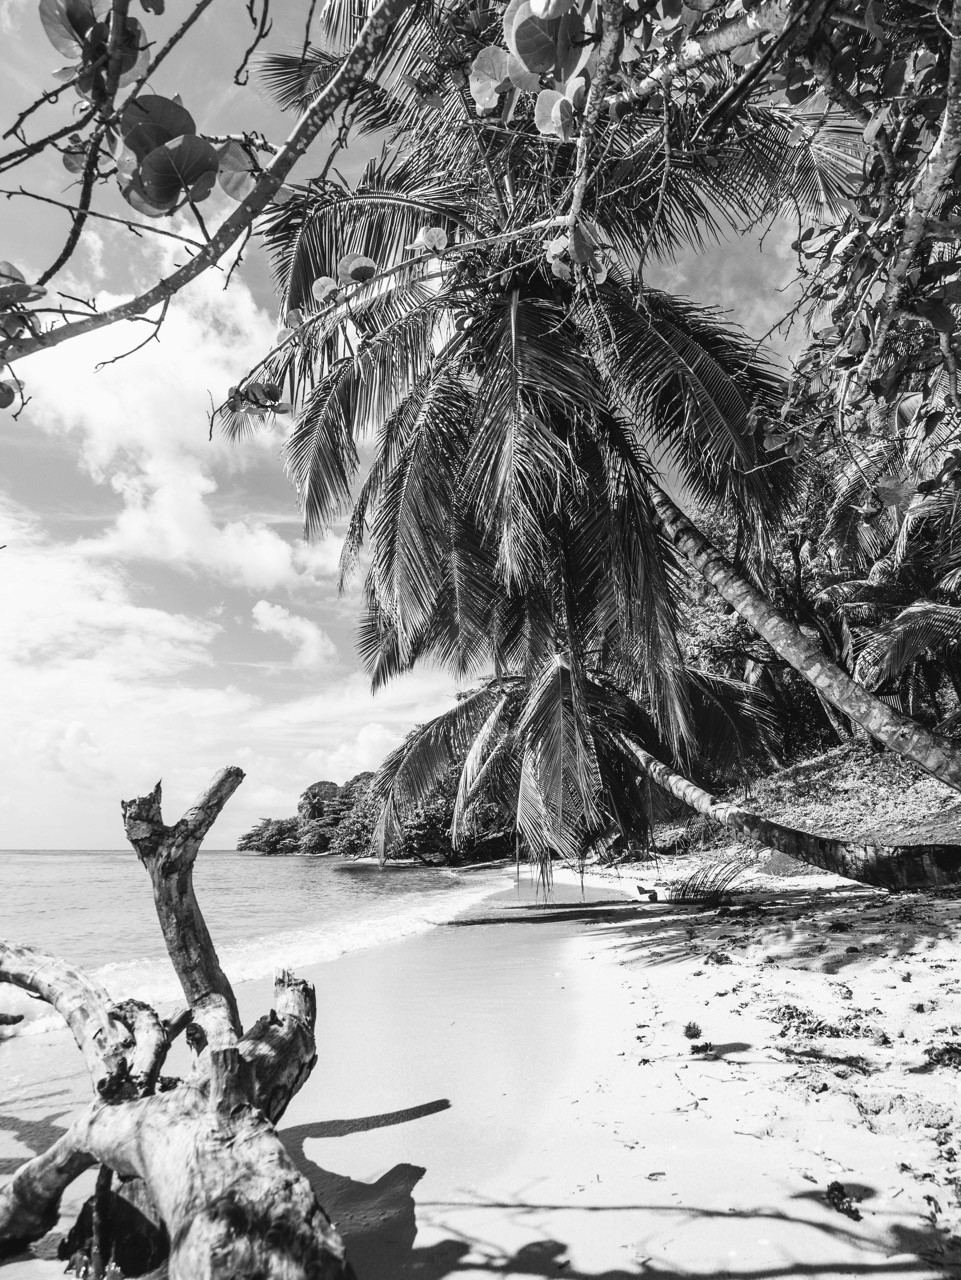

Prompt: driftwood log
[{"left": 0, "top": 767, "right": 352, "bottom": 1279}]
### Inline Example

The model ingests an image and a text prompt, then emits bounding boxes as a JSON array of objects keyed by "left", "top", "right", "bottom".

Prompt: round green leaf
[
  {"left": 120, "top": 95, "right": 196, "bottom": 161},
  {"left": 470, "top": 47, "right": 512, "bottom": 109},
  {"left": 534, "top": 89, "right": 565, "bottom": 134},
  {"left": 216, "top": 139, "right": 259, "bottom": 201},
  {"left": 509, "top": 4, "right": 558, "bottom": 74},
  {"left": 551, "top": 95, "right": 575, "bottom": 140},
  {"left": 556, "top": 9, "right": 591, "bottom": 81},
  {"left": 39, "top": 0, "right": 108, "bottom": 58},
  {"left": 345, "top": 255, "right": 377, "bottom": 283},
  {"left": 413, "top": 226, "right": 449, "bottom": 251},
  {"left": 119, "top": 173, "right": 177, "bottom": 218},
  {"left": 138, "top": 134, "right": 219, "bottom": 206},
  {"left": 508, "top": 55, "right": 541, "bottom": 91},
  {"left": 0, "top": 263, "right": 35, "bottom": 307},
  {"left": 0, "top": 381, "right": 17, "bottom": 410},
  {"left": 312, "top": 276, "right": 339, "bottom": 302}
]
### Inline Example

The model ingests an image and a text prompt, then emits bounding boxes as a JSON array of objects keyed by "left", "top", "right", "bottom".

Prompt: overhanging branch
[{"left": 0, "top": 0, "right": 413, "bottom": 365}]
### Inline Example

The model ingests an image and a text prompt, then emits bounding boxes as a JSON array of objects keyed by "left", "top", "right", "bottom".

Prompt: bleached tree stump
[{"left": 0, "top": 768, "right": 352, "bottom": 1279}]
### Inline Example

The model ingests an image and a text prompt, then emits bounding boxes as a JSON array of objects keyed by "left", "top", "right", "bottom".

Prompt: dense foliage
[{"left": 12, "top": 0, "right": 961, "bottom": 868}]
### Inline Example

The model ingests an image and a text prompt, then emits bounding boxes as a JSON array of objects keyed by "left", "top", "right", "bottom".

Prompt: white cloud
[
  {"left": 252, "top": 600, "right": 337, "bottom": 669},
  {"left": 16, "top": 235, "right": 343, "bottom": 593},
  {"left": 0, "top": 230, "right": 463, "bottom": 847},
  {"left": 306, "top": 722, "right": 403, "bottom": 780}
]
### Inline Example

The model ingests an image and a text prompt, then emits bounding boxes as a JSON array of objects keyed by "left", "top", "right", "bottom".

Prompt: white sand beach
[{"left": 3, "top": 864, "right": 961, "bottom": 1278}]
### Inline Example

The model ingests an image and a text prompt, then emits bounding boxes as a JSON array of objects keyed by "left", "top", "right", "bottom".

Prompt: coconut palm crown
[{"left": 220, "top": 2, "right": 859, "bottom": 860}]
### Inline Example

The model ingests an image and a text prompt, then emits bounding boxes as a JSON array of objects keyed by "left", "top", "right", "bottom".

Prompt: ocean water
[{"left": 0, "top": 850, "right": 513, "bottom": 1033}]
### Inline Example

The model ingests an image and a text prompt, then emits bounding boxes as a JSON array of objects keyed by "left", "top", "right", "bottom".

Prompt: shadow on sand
[{"left": 279, "top": 1101, "right": 961, "bottom": 1280}]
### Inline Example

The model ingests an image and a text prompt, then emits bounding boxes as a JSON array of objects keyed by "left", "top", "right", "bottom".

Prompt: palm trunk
[
  {"left": 633, "top": 747, "right": 961, "bottom": 890},
  {"left": 650, "top": 485, "right": 961, "bottom": 793}
]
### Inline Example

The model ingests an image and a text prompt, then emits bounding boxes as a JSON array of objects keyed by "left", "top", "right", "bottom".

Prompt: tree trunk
[
  {"left": 633, "top": 746, "right": 961, "bottom": 890},
  {"left": 0, "top": 769, "right": 352, "bottom": 1280},
  {"left": 650, "top": 485, "right": 961, "bottom": 792}
]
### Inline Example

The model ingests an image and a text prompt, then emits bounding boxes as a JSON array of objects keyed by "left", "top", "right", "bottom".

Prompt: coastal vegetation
[{"left": 7, "top": 0, "right": 961, "bottom": 1272}]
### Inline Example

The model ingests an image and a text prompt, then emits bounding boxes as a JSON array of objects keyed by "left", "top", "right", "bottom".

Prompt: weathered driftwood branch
[
  {"left": 634, "top": 747, "right": 961, "bottom": 890},
  {"left": 0, "top": 769, "right": 352, "bottom": 1279},
  {"left": 0, "top": 942, "right": 136, "bottom": 1097},
  {"left": 121, "top": 768, "right": 244, "bottom": 1042}
]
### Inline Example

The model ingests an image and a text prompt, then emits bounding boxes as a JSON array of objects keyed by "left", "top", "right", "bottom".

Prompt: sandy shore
[{"left": 3, "top": 860, "right": 961, "bottom": 1278}]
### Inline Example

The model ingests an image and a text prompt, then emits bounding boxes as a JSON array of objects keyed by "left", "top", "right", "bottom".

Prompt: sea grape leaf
[
  {"left": 0, "top": 262, "right": 43, "bottom": 306},
  {"left": 412, "top": 226, "right": 449, "bottom": 251},
  {"left": 121, "top": 95, "right": 196, "bottom": 161},
  {"left": 565, "top": 73, "right": 588, "bottom": 110},
  {"left": 312, "top": 276, "right": 339, "bottom": 302},
  {"left": 534, "top": 89, "right": 565, "bottom": 134},
  {"left": 914, "top": 299, "right": 955, "bottom": 333},
  {"left": 39, "top": 0, "right": 109, "bottom": 58},
  {"left": 508, "top": 55, "right": 541, "bottom": 91},
  {"left": 509, "top": 4, "right": 558, "bottom": 74},
  {"left": 875, "top": 476, "right": 916, "bottom": 508},
  {"left": 469, "top": 46, "right": 512, "bottom": 109},
  {"left": 120, "top": 173, "right": 177, "bottom": 218},
  {"left": 556, "top": 9, "right": 591, "bottom": 80},
  {"left": 551, "top": 95, "right": 575, "bottom": 140},
  {"left": 141, "top": 0, "right": 164, "bottom": 10},
  {"left": 138, "top": 134, "right": 219, "bottom": 207},
  {"left": 345, "top": 255, "right": 377, "bottom": 282},
  {"left": 568, "top": 222, "right": 596, "bottom": 263},
  {"left": 216, "top": 139, "right": 258, "bottom": 201},
  {"left": 0, "top": 381, "right": 16, "bottom": 410}
]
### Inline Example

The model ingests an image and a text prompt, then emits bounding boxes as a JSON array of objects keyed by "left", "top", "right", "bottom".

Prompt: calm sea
[{"left": 0, "top": 850, "right": 512, "bottom": 1034}]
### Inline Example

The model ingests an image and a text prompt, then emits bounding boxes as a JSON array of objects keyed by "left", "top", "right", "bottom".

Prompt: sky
[{"left": 0, "top": 0, "right": 801, "bottom": 847}]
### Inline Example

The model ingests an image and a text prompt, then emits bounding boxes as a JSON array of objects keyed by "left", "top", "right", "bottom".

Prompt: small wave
[{"left": 0, "top": 867, "right": 510, "bottom": 1036}]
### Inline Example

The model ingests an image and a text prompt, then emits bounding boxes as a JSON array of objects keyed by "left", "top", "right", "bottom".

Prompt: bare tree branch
[
  {"left": 568, "top": 0, "right": 624, "bottom": 227},
  {"left": 0, "top": 0, "right": 413, "bottom": 365},
  {"left": 608, "top": 0, "right": 792, "bottom": 117}
]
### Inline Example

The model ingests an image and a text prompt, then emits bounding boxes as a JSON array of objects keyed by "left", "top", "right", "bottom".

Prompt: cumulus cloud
[
  {"left": 252, "top": 600, "right": 337, "bottom": 669},
  {"left": 0, "top": 229, "right": 461, "bottom": 848},
  {"left": 17, "top": 234, "right": 344, "bottom": 594}
]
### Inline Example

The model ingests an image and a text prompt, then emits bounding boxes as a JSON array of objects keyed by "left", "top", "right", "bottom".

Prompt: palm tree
[
  {"left": 222, "top": 7, "right": 961, "bottom": 806},
  {"left": 369, "top": 665, "right": 779, "bottom": 879}
]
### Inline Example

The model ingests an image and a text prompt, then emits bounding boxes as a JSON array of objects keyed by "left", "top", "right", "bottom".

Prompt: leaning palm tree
[
  {"left": 369, "top": 663, "right": 780, "bottom": 881},
  {"left": 222, "top": 5, "right": 961, "bottom": 797}
]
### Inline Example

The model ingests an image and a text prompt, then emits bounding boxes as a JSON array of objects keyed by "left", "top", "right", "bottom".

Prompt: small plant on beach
[
  {"left": 683, "top": 1021, "right": 702, "bottom": 1040},
  {"left": 669, "top": 861, "right": 746, "bottom": 907}
]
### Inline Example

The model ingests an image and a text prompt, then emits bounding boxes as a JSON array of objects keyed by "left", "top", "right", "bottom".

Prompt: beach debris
[
  {"left": 669, "top": 860, "right": 745, "bottom": 906},
  {"left": 635, "top": 885, "right": 657, "bottom": 901},
  {"left": 825, "top": 1181, "right": 863, "bottom": 1221},
  {"left": 705, "top": 950, "right": 733, "bottom": 965},
  {"left": 690, "top": 1041, "right": 714, "bottom": 1055},
  {"left": 924, "top": 1041, "right": 961, "bottom": 1069},
  {"left": 683, "top": 1021, "right": 702, "bottom": 1039}
]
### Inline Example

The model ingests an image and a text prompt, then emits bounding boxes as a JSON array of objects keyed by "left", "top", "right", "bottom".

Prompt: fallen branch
[{"left": 0, "top": 769, "right": 352, "bottom": 1279}]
